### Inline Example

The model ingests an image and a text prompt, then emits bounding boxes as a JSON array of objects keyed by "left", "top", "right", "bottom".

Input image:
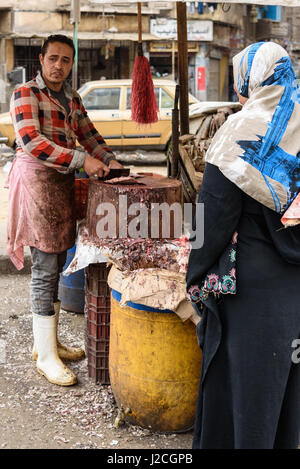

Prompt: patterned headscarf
[{"left": 205, "top": 41, "right": 300, "bottom": 216}]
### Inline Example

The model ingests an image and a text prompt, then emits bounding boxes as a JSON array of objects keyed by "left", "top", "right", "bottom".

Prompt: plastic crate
[
  {"left": 87, "top": 263, "right": 109, "bottom": 281},
  {"left": 84, "top": 302, "right": 89, "bottom": 353},
  {"left": 85, "top": 263, "right": 111, "bottom": 297},
  {"left": 87, "top": 317, "right": 111, "bottom": 340},
  {"left": 87, "top": 349, "right": 110, "bottom": 384},
  {"left": 85, "top": 263, "right": 111, "bottom": 384},
  {"left": 75, "top": 178, "right": 89, "bottom": 220},
  {"left": 87, "top": 337, "right": 109, "bottom": 353},
  {"left": 88, "top": 365, "right": 110, "bottom": 385},
  {"left": 87, "top": 303, "right": 110, "bottom": 322},
  {"left": 86, "top": 291, "right": 111, "bottom": 311},
  {"left": 85, "top": 291, "right": 110, "bottom": 340}
]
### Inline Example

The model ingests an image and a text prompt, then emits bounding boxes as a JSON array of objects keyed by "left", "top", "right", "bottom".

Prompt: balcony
[
  {"left": 56, "top": 0, "right": 172, "bottom": 15},
  {"left": 256, "top": 19, "right": 290, "bottom": 41}
]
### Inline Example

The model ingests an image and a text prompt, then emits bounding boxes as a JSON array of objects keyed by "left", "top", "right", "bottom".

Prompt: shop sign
[
  {"left": 197, "top": 66, "right": 206, "bottom": 91},
  {"left": 188, "top": 21, "right": 213, "bottom": 41},
  {"left": 150, "top": 19, "right": 213, "bottom": 41},
  {"left": 150, "top": 41, "right": 199, "bottom": 53}
]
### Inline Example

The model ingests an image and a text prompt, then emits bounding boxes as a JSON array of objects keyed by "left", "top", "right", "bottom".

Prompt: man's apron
[{"left": 6, "top": 153, "right": 76, "bottom": 270}]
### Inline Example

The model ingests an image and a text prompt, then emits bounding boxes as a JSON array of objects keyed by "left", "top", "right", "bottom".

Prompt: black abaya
[{"left": 187, "top": 163, "right": 300, "bottom": 449}]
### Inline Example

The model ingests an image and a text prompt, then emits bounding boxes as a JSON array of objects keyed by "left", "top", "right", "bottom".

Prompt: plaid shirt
[{"left": 10, "top": 72, "right": 115, "bottom": 172}]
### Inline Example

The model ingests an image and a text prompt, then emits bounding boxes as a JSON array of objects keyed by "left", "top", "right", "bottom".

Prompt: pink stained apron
[{"left": 6, "top": 153, "right": 76, "bottom": 270}]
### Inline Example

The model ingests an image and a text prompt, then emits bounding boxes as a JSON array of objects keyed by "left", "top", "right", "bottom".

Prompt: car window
[
  {"left": 188, "top": 93, "right": 199, "bottom": 104},
  {"left": 126, "top": 88, "right": 131, "bottom": 110},
  {"left": 82, "top": 88, "right": 121, "bottom": 110},
  {"left": 154, "top": 88, "right": 160, "bottom": 108},
  {"left": 126, "top": 87, "right": 160, "bottom": 109},
  {"left": 160, "top": 89, "right": 174, "bottom": 108}
]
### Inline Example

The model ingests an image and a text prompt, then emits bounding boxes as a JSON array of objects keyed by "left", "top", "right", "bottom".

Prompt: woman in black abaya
[{"left": 186, "top": 41, "right": 300, "bottom": 449}]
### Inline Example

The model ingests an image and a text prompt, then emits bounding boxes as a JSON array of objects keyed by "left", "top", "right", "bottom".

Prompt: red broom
[{"left": 131, "top": 2, "right": 158, "bottom": 125}]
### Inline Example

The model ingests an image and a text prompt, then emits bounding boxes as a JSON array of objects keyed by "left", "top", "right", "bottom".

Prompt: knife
[{"left": 97, "top": 168, "right": 130, "bottom": 181}]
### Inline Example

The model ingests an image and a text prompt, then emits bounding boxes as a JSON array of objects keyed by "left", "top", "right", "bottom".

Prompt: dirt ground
[{"left": 0, "top": 273, "right": 193, "bottom": 450}]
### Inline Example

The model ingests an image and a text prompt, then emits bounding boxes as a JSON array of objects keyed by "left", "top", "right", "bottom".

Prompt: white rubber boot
[
  {"left": 32, "top": 302, "right": 85, "bottom": 361},
  {"left": 32, "top": 313, "right": 77, "bottom": 386},
  {"left": 54, "top": 302, "right": 85, "bottom": 361}
]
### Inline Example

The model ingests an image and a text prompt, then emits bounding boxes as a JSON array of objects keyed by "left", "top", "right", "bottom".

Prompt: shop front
[
  {"left": 149, "top": 40, "right": 199, "bottom": 95},
  {"left": 148, "top": 17, "right": 231, "bottom": 101}
]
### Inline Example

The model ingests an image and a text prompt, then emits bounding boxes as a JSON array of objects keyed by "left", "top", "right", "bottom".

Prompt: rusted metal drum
[{"left": 109, "top": 293, "right": 202, "bottom": 432}]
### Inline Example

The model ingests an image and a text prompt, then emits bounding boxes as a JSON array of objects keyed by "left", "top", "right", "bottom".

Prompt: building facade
[
  {"left": 0, "top": 1, "right": 245, "bottom": 110},
  {"left": 0, "top": 2, "right": 299, "bottom": 112},
  {"left": 0, "top": 0, "right": 174, "bottom": 110},
  {"left": 151, "top": 2, "right": 245, "bottom": 101}
]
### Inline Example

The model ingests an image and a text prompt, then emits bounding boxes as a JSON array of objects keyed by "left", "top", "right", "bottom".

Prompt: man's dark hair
[{"left": 41, "top": 35, "right": 75, "bottom": 59}]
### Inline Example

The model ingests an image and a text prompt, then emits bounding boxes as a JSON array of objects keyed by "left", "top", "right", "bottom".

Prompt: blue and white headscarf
[{"left": 205, "top": 41, "right": 300, "bottom": 214}]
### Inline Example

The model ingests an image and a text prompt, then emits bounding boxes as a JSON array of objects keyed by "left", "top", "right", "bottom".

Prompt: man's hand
[
  {"left": 83, "top": 154, "right": 110, "bottom": 178},
  {"left": 109, "top": 159, "right": 123, "bottom": 169}
]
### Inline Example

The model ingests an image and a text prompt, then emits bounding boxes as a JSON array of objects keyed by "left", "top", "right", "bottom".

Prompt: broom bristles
[{"left": 131, "top": 55, "right": 158, "bottom": 125}]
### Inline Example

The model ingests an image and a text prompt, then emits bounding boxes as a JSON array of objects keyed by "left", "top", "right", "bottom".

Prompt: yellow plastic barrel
[{"left": 109, "top": 291, "right": 202, "bottom": 432}]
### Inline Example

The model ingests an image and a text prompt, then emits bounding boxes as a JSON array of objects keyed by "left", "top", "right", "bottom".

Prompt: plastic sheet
[{"left": 62, "top": 225, "right": 108, "bottom": 276}]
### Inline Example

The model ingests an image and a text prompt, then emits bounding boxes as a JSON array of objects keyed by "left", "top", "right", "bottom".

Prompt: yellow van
[{"left": 0, "top": 79, "right": 199, "bottom": 150}]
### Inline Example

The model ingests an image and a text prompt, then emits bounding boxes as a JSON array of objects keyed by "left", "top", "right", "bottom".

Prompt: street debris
[{"left": 0, "top": 273, "right": 193, "bottom": 449}]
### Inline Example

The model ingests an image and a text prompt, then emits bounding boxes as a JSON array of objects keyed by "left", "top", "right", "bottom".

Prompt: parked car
[
  {"left": 78, "top": 79, "right": 199, "bottom": 151},
  {"left": 0, "top": 79, "right": 199, "bottom": 151}
]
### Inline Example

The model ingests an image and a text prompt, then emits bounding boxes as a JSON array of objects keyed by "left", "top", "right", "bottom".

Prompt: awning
[
  {"left": 88, "top": 0, "right": 300, "bottom": 6},
  {"left": 11, "top": 31, "right": 162, "bottom": 42},
  {"left": 0, "top": 1, "right": 12, "bottom": 8}
]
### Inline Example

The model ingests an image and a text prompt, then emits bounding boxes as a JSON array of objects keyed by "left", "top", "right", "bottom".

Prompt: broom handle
[
  {"left": 138, "top": 2, "right": 142, "bottom": 43},
  {"left": 137, "top": 2, "right": 143, "bottom": 56}
]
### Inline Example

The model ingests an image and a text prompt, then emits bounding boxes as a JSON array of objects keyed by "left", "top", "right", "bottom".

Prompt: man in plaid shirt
[{"left": 7, "top": 34, "right": 123, "bottom": 387}]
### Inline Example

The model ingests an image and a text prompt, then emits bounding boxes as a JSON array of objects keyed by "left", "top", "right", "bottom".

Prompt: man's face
[{"left": 39, "top": 42, "right": 74, "bottom": 90}]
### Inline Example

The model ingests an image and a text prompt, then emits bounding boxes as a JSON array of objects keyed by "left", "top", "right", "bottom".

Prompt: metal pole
[
  {"left": 171, "top": 40, "right": 175, "bottom": 81},
  {"left": 72, "top": 21, "right": 78, "bottom": 90},
  {"left": 171, "top": 85, "right": 180, "bottom": 178},
  {"left": 70, "top": 0, "right": 80, "bottom": 90},
  {"left": 176, "top": 1, "right": 189, "bottom": 136}
]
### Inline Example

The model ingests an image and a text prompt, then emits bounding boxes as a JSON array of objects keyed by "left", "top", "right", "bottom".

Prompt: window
[
  {"left": 155, "top": 88, "right": 160, "bottom": 108},
  {"left": 160, "top": 89, "right": 174, "bottom": 108},
  {"left": 126, "top": 87, "right": 164, "bottom": 110},
  {"left": 82, "top": 87, "right": 121, "bottom": 110},
  {"left": 127, "top": 88, "right": 159, "bottom": 109},
  {"left": 126, "top": 88, "right": 132, "bottom": 110}
]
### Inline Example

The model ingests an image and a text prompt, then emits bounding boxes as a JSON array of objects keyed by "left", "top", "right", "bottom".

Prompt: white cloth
[{"left": 205, "top": 41, "right": 300, "bottom": 215}]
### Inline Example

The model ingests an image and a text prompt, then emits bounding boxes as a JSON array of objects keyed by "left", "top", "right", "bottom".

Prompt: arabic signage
[
  {"left": 149, "top": 41, "right": 199, "bottom": 53},
  {"left": 150, "top": 19, "right": 213, "bottom": 42}
]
